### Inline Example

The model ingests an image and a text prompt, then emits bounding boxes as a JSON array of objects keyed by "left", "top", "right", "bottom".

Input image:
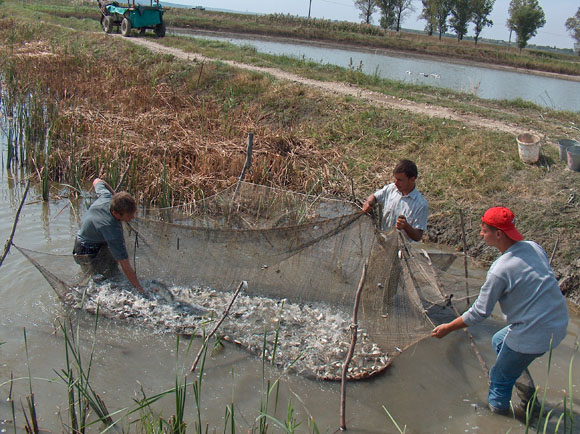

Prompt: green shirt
[{"left": 76, "top": 182, "right": 128, "bottom": 260}]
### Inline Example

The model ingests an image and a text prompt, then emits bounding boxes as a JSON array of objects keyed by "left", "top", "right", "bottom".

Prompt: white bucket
[{"left": 516, "top": 133, "right": 541, "bottom": 164}]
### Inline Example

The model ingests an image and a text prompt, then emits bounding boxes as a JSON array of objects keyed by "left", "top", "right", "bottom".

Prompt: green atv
[{"left": 99, "top": 0, "right": 166, "bottom": 37}]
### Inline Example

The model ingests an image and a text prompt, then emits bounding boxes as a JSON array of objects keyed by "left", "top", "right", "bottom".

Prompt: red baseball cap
[{"left": 481, "top": 207, "right": 523, "bottom": 241}]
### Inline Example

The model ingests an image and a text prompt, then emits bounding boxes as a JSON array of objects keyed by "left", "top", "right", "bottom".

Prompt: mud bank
[{"left": 426, "top": 216, "right": 580, "bottom": 311}]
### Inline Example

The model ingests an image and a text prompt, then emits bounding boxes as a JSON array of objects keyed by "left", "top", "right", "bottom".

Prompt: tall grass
[
  {"left": 1, "top": 63, "right": 57, "bottom": 199},
  {"left": 55, "top": 311, "right": 117, "bottom": 432},
  {"left": 22, "top": 329, "right": 40, "bottom": 434},
  {"left": 523, "top": 341, "right": 578, "bottom": 434}
]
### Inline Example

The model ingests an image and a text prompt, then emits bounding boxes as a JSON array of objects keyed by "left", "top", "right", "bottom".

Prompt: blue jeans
[{"left": 488, "top": 326, "right": 543, "bottom": 410}]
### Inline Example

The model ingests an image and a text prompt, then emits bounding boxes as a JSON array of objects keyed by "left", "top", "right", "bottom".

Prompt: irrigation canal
[
  {"left": 1, "top": 146, "right": 579, "bottom": 432},
  {"left": 173, "top": 29, "right": 580, "bottom": 113}
]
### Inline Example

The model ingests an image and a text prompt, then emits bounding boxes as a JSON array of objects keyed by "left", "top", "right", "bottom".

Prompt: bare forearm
[
  {"left": 396, "top": 216, "right": 423, "bottom": 241},
  {"left": 362, "top": 194, "right": 376, "bottom": 213},
  {"left": 118, "top": 259, "right": 144, "bottom": 294},
  {"left": 404, "top": 225, "right": 423, "bottom": 242},
  {"left": 93, "top": 178, "right": 115, "bottom": 194},
  {"left": 431, "top": 316, "right": 467, "bottom": 339}
]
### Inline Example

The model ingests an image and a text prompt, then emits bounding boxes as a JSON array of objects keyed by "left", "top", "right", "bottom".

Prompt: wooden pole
[
  {"left": 189, "top": 281, "right": 246, "bottom": 374},
  {"left": 459, "top": 209, "right": 470, "bottom": 305},
  {"left": 0, "top": 180, "right": 30, "bottom": 268},
  {"left": 549, "top": 233, "right": 560, "bottom": 266},
  {"left": 340, "top": 262, "right": 368, "bottom": 430},
  {"left": 232, "top": 133, "right": 253, "bottom": 202}
]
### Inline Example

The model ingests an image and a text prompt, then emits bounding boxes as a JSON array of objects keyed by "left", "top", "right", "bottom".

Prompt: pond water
[
  {"left": 1, "top": 142, "right": 579, "bottom": 432},
  {"left": 173, "top": 30, "right": 580, "bottom": 113}
]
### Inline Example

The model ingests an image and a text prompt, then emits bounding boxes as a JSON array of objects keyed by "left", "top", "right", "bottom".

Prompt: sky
[{"left": 174, "top": 0, "right": 578, "bottom": 50}]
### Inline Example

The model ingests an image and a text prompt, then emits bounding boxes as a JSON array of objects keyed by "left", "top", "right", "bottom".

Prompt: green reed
[
  {"left": 22, "top": 329, "right": 40, "bottom": 434},
  {"left": 68, "top": 127, "right": 85, "bottom": 194},
  {"left": 172, "top": 336, "right": 194, "bottom": 434},
  {"left": 188, "top": 322, "right": 212, "bottom": 434},
  {"left": 7, "top": 372, "right": 16, "bottom": 434},
  {"left": 382, "top": 405, "right": 407, "bottom": 433},
  {"left": 6, "top": 128, "right": 14, "bottom": 170},
  {"left": 56, "top": 310, "right": 116, "bottom": 432},
  {"left": 159, "top": 143, "right": 172, "bottom": 209},
  {"left": 224, "top": 368, "right": 236, "bottom": 434},
  {"left": 526, "top": 341, "right": 578, "bottom": 434},
  {"left": 0, "top": 67, "right": 58, "bottom": 199}
]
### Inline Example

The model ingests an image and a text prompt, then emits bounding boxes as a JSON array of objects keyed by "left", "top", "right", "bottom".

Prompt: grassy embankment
[
  {"left": 15, "top": 1, "right": 580, "bottom": 132},
  {"left": 1, "top": 0, "right": 580, "bottom": 297}
]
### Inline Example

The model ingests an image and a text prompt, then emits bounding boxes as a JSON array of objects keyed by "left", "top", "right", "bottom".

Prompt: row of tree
[
  {"left": 354, "top": 0, "right": 549, "bottom": 51},
  {"left": 566, "top": 8, "right": 580, "bottom": 54}
]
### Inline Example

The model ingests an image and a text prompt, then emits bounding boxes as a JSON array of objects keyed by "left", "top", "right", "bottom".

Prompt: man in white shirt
[{"left": 362, "top": 159, "right": 429, "bottom": 241}]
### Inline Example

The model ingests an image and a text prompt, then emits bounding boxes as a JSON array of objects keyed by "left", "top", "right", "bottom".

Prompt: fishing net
[{"left": 15, "top": 181, "right": 480, "bottom": 380}]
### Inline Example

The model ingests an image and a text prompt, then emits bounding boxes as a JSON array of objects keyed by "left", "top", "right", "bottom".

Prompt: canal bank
[{"left": 173, "top": 28, "right": 580, "bottom": 84}]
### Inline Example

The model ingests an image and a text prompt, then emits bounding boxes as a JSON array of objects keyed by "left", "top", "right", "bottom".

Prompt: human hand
[
  {"left": 396, "top": 215, "right": 408, "bottom": 230},
  {"left": 431, "top": 324, "right": 451, "bottom": 339}
]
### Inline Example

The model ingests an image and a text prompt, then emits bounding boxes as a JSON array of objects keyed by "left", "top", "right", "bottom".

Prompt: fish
[
  {"left": 70, "top": 280, "right": 390, "bottom": 380},
  {"left": 143, "top": 279, "right": 175, "bottom": 303},
  {"left": 144, "top": 279, "right": 209, "bottom": 317}
]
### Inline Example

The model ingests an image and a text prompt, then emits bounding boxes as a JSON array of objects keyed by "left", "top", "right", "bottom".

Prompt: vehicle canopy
[
  {"left": 99, "top": 0, "right": 165, "bottom": 37},
  {"left": 105, "top": 3, "right": 163, "bottom": 28}
]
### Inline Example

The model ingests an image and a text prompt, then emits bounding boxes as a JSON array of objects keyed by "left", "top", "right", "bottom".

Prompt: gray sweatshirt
[{"left": 462, "top": 241, "right": 569, "bottom": 354}]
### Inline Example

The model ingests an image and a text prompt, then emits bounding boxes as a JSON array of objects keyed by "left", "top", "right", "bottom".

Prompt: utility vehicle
[{"left": 98, "top": 0, "right": 166, "bottom": 37}]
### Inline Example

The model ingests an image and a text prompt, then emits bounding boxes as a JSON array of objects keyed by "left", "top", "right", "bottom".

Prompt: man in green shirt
[{"left": 73, "top": 178, "right": 145, "bottom": 294}]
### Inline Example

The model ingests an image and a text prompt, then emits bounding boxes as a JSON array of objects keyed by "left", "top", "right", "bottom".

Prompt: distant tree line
[
  {"left": 354, "top": 0, "right": 563, "bottom": 51},
  {"left": 566, "top": 7, "right": 580, "bottom": 55}
]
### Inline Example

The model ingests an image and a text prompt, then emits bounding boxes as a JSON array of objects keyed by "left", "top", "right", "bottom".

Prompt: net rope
[{"left": 15, "top": 181, "right": 479, "bottom": 380}]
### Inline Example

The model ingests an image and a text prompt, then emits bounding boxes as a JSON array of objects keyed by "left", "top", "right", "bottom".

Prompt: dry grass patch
[{"left": 1, "top": 16, "right": 579, "bottom": 303}]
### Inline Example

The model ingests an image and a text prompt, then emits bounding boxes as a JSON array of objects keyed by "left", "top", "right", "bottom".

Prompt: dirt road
[{"left": 125, "top": 36, "right": 530, "bottom": 137}]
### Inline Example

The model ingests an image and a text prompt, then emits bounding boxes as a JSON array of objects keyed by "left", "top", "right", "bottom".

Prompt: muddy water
[{"left": 1, "top": 164, "right": 579, "bottom": 431}]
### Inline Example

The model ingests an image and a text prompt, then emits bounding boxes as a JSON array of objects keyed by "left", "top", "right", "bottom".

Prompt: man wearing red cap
[{"left": 431, "top": 207, "right": 569, "bottom": 417}]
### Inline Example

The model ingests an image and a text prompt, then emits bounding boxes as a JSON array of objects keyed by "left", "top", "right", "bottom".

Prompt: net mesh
[{"left": 15, "top": 181, "right": 479, "bottom": 380}]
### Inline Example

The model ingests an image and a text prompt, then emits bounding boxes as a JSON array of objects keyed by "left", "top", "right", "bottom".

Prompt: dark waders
[{"left": 73, "top": 238, "right": 120, "bottom": 278}]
